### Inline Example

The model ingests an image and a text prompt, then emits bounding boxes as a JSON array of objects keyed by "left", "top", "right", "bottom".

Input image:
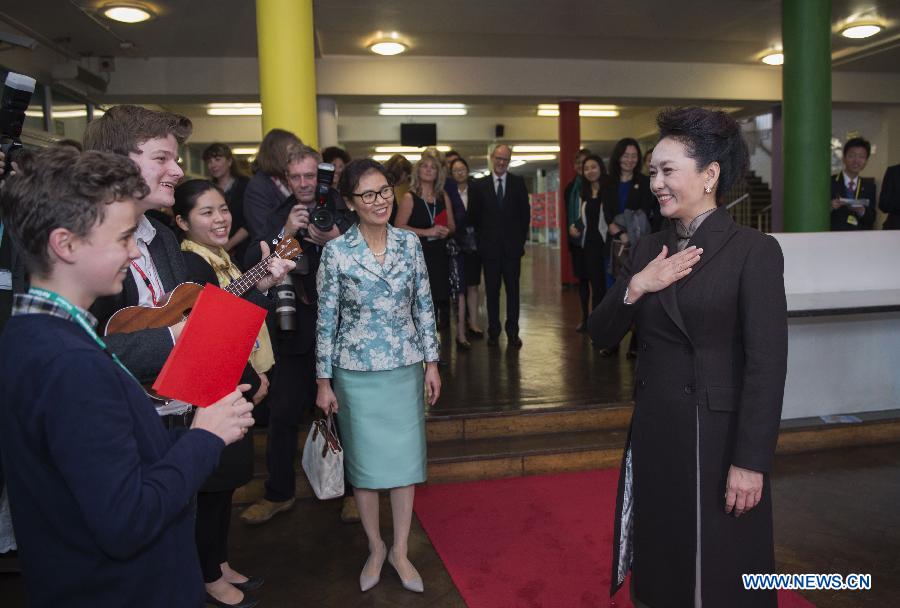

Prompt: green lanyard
[{"left": 28, "top": 287, "right": 139, "bottom": 383}]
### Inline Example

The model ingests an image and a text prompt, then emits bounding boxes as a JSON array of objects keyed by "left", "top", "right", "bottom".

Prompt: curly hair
[{"left": 1, "top": 147, "right": 149, "bottom": 276}]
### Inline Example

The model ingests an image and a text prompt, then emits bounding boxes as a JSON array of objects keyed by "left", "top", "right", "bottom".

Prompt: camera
[
  {"left": 273, "top": 277, "right": 298, "bottom": 331},
  {"left": 0, "top": 72, "right": 36, "bottom": 178},
  {"left": 309, "top": 162, "right": 336, "bottom": 232}
]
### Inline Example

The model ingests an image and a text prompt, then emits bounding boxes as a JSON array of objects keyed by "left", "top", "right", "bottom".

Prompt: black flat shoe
[
  {"left": 205, "top": 591, "right": 259, "bottom": 608},
  {"left": 456, "top": 339, "right": 472, "bottom": 350},
  {"left": 232, "top": 576, "right": 265, "bottom": 592},
  {"left": 508, "top": 336, "right": 523, "bottom": 349},
  {"left": 467, "top": 327, "right": 485, "bottom": 339},
  {"left": 487, "top": 336, "right": 499, "bottom": 346}
]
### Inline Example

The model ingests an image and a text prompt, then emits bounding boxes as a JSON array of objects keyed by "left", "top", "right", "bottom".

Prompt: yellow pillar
[{"left": 256, "top": 0, "right": 318, "bottom": 147}]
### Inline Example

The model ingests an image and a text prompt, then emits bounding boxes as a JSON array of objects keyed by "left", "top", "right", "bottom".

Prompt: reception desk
[{"left": 771, "top": 231, "right": 900, "bottom": 419}]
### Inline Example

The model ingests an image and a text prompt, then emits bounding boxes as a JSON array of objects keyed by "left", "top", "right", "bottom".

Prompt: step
[{"left": 233, "top": 410, "right": 900, "bottom": 505}]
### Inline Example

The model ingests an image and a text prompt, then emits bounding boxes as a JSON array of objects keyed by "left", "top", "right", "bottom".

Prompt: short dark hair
[
  {"left": 322, "top": 146, "right": 350, "bottom": 164},
  {"left": 0, "top": 147, "right": 149, "bottom": 276},
  {"left": 656, "top": 107, "right": 749, "bottom": 203},
  {"left": 383, "top": 154, "right": 412, "bottom": 184},
  {"left": 843, "top": 137, "right": 871, "bottom": 158},
  {"left": 339, "top": 159, "right": 389, "bottom": 199},
  {"left": 253, "top": 128, "right": 302, "bottom": 177},
  {"left": 173, "top": 179, "right": 224, "bottom": 235},
  {"left": 83, "top": 105, "right": 192, "bottom": 156},
  {"left": 576, "top": 148, "right": 592, "bottom": 160},
  {"left": 450, "top": 157, "right": 469, "bottom": 172},
  {"left": 580, "top": 154, "right": 608, "bottom": 199},
  {"left": 609, "top": 138, "right": 642, "bottom": 179}
]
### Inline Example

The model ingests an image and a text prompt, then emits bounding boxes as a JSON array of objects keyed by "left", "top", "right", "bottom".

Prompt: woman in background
[
  {"left": 204, "top": 143, "right": 251, "bottom": 268},
  {"left": 446, "top": 156, "right": 484, "bottom": 348}
]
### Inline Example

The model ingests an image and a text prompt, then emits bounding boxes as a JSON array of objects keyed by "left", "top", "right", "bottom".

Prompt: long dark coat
[{"left": 589, "top": 208, "right": 787, "bottom": 607}]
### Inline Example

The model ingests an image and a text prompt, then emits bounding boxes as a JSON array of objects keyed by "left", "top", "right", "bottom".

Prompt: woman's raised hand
[{"left": 627, "top": 245, "right": 702, "bottom": 303}]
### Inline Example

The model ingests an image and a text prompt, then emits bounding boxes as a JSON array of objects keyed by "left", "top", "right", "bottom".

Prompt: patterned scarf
[{"left": 675, "top": 207, "right": 717, "bottom": 252}]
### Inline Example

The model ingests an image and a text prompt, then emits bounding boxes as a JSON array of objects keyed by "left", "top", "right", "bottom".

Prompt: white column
[{"left": 316, "top": 96, "right": 339, "bottom": 149}]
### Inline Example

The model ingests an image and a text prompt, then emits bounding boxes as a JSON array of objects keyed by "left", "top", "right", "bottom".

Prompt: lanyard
[
  {"left": 28, "top": 287, "right": 139, "bottom": 383},
  {"left": 0, "top": 221, "right": 4, "bottom": 250},
  {"left": 841, "top": 175, "right": 862, "bottom": 199},
  {"left": 422, "top": 198, "right": 437, "bottom": 227},
  {"left": 130, "top": 260, "right": 161, "bottom": 305}
]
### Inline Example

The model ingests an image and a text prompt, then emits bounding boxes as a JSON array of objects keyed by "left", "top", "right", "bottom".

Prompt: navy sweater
[{"left": 0, "top": 314, "right": 224, "bottom": 607}]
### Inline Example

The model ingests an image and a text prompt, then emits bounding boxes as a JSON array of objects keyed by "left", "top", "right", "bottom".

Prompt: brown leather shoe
[{"left": 239, "top": 497, "right": 295, "bottom": 525}]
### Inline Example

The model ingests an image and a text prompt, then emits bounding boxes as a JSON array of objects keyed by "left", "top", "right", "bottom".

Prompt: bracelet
[{"left": 623, "top": 286, "right": 634, "bottom": 306}]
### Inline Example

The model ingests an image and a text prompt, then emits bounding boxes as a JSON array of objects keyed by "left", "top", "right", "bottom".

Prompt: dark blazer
[
  {"left": 600, "top": 173, "right": 661, "bottom": 232},
  {"left": 830, "top": 173, "right": 877, "bottom": 231},
  {"left": 244, "top": 190, "right": 353, "bottom": 357},
  {"left": 0, "top": 315, "right": 224, "bottom": 607},
  {"left": 90, "top": 217, "right": 186, "bottom": 383},
  {"left": 879, "top": 164, "right": 900, "bottom": 230},
  {"left": 590, "top": 208, "right": 787, "bottom": 607},
  {"left": 243, "top": 171, "right": 290, "bottom": 245},
  {"left": 467, "top": 172, "right": 531, "bottom": 260}
]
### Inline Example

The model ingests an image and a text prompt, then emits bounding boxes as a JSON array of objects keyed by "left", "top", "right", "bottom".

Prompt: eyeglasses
[{"left": 352, "top": 185, "right": 395, "bottom": 205}]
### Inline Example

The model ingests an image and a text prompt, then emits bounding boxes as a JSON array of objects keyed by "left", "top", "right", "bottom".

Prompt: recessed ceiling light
[
  {"left": 536, "top": 104, "right": 619, "bottom": 118},
  {"left": 513, "top": 145, "right": 561, "bottom": 153},
  {"left": 374, "top": 145, "right": 451, "bottom": 153},
  {"left": 102, "top": 4, "right": 154, "bottom": 23},
  {"left": 761, "top": 52, "right": 784, "bottom": 66},
  {"left": 373, "top": 153, "right": 421, "bottom": 162},
  {"left": 511, "top": 154, "right": 557, "bottom": 162},
  {"left": 841, "top": 24, "right": 882, "bottom": 39},
  {"left": 378, "top": 103, "right": 466, "bottom": 116},
  {"left": 368, "top": 31, "right": 409, "bottom": 56},
  {"left": 206, "top": 103, "right": 262, "bottom": 116}
]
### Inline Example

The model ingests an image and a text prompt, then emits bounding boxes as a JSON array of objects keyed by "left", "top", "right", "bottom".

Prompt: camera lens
[
  {"left": 273, "top": 278, "right": 297, "bottom": 331},
  {"left": 311, "top": 207, "right": 334, "bottom": 232}
]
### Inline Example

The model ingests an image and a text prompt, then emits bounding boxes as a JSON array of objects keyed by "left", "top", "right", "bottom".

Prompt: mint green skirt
[{"left": 333, "top": 363, "right": 427, "bottom": 490}]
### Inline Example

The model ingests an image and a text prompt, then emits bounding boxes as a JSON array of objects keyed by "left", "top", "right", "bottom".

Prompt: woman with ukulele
[{"left": 173, "top": 179, "right": 294, "bottom": 608}]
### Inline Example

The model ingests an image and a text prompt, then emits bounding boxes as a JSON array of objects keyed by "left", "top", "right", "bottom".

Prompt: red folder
[
  {"left": 434, "top": 209, "right": 448, "bottom": 227},
  {"left": 152, "top": 284, "right": 266, "bottom": 407}
]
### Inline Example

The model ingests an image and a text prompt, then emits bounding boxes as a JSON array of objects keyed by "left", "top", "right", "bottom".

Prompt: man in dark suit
[
  {"left": 468, "top": 144, "right": 531, "bottom": 348},
  {"left": 830, "top": 137, "right": 877, "bottom": 231},
  {"left": 879, "top": 163, "right": 900, "bottom": 230}
]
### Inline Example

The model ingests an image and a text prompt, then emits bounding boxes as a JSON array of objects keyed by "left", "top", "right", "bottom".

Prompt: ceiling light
[
  {"left": 761, "top": 52, "right": 784, "bottom": 66},
  {"left": 102, "top": 4, "right": 154, "bottom": 23},
  {"left": 841, "top": 24, "right": 882, "bottom": 39},
  {"left": 513, "top": 145, "right": 561, "bottom": 153},
  {"left": 509, "top": 160, "right": 527, "bottom": 168},
  {"left": 373, "top": 154, "right": 421, "bottom": 162},
  {"left": 206, "top": 103, "right": 262, "bottom": 116},
  {"left": 511, "top": 154, "right": 557, "bottom": 162},
  {"left": 374, "top": 145, "right": 451, "bottom": 153},
  {"left": 232, "top": 147, "right": 260, "bottom": 155},
  {"left": 536, "top": 104, "right": 619, "bottom": 118},
  {"left": 368, "top": 31, "right": 409, "bottom": 56},
  {"left": 378, "top": 103, "right": 466, "bottom": 116}
]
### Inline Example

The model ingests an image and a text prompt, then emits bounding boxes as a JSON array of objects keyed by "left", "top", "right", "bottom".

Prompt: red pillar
[{"left": 558, "top": 100, "right": 580, "bottom": 286}]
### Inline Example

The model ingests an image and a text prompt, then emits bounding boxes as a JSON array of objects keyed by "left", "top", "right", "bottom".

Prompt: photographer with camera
[{"left": 240, "top": 144, "right": 355, "bottom": 526}]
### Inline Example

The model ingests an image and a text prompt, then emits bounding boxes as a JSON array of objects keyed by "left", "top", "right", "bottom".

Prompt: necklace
[{"left": 359, "top": 225, "right": 388, "bottom": 257}]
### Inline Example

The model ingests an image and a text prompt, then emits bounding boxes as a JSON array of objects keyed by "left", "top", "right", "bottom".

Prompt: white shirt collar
[
  {"left": 135, "top": 214, "right": 157, "bottom": 244},
  {"left": 842, "top": 171, "right": 859, "bottom": 189}
]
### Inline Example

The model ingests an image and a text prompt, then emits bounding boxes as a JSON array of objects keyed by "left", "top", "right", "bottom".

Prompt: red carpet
[{"left": 415, "top": 469, "right": 815, "bottom": 608}]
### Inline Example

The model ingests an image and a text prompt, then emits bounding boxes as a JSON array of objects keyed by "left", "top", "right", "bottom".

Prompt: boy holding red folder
[{"left": 0, "top": 147, "right": 254, "bottom": 607}]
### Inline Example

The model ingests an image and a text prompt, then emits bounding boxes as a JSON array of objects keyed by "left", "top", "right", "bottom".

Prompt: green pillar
[{"left": 782, "top": 0, "right": 832, "bottom": 232}]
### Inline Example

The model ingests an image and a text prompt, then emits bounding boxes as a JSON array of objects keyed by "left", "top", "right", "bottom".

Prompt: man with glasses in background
[{"left": 467, "top": 144, "right": 531, "bottom": 349}]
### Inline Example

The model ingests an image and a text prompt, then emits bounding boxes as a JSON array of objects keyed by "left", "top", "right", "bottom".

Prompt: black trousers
[
  {"left": 195, "top": 489, "right": 234, "bottom": 583},
  {"left": 264, "top": 352, "right": 316, "bottom": 503},
  {"left": 482, "top": 254, "right": 522, "bottom": 339},
  {"left": 263, "top": 352, "right": 353, "bottom": 502}
]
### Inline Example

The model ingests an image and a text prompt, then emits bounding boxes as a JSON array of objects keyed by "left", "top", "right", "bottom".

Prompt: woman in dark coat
[{"left": 590, "top": 107, "right": 788, "bottom": 608}]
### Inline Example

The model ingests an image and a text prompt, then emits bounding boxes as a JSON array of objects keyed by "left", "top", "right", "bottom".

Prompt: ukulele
[{"left": 105, "top": 237, "right": 302, "bottom": 336}]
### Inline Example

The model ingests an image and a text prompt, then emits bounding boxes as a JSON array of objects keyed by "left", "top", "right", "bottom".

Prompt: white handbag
[{"left": 301, "top": 415, "right": 345, "bottom": 500}]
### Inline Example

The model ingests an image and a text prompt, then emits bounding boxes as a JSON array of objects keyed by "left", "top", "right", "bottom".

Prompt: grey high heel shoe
[
  {"left": 359, "top": 541, "right": 387, "bottom": 592},
  {"left": 388, "top": 547, "right": 424, "bottom": 593}
]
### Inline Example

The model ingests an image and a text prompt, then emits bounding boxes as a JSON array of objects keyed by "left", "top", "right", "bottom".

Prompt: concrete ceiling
[{"left": 1, "top": 0, "right": 899, "bottom": 70}]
